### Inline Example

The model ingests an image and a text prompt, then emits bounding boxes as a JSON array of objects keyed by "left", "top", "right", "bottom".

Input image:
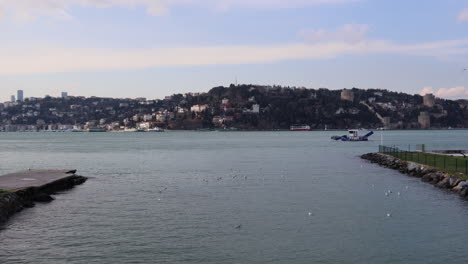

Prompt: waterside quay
[{"left": 0, "top": 170, "right": 87, "bottom": 225}]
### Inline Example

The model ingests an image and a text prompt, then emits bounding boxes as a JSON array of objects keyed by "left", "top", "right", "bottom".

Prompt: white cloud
[
  {"left": 420, "top": 86, "right": 468, "bottom": 98},
  {"left": 0, "top": 0, "right": 358, "bottom": 20},
  {"left": 0, "top": 0, "right": 182, "bottom": 20},
  {"left": 458, "top": 8, "right": 468, "bottom": 22},
  {"left": 1, "top": 35, "right": 468, "bottom": 75},
  {"left": 211, "top": 0, "right": 358, "bottom": 11},
  {"left": 420, "top": 87, "right": 434, "bottom": 96},
  {"left": 299, "top": 24, "right": 370, "bottom": 43}
]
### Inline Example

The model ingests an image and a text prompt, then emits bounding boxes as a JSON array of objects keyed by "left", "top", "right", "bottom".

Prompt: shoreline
[
  {"left": 1, "top": 128, "right": 468, "bottom": 133},
  {"left": 361, "top": 152, "right": 468, "bottom": 199}
]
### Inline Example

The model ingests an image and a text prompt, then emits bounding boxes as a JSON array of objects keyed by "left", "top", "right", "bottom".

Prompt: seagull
[
  {"left": 387, "top": 213, "right": 392, "bottom": 217},
  {"left": 235, "top": 224, "right": 242, "bottom": 229},
  {"left": 308, "top": 212, "right": 312, "bottom": 216}
]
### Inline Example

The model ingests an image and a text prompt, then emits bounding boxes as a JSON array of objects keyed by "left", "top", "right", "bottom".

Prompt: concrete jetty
[
  {"left": 0, "top": 170, "right": 78, "bottom": 191},
  {"left": 0, "top": 169, "right": 87, "bottom": 225}
]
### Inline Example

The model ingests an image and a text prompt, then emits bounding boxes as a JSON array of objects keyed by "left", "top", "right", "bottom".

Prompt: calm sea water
[{"left": 1, "top": 130, "right": 468, "bottom": 263}]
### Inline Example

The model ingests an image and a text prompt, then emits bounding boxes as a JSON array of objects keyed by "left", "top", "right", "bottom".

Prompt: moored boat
[
  {"left": 87, "top": 128, "right": 106, "bottom": 132},
  {"left": 148, "top": 127, "right": 164, "bottom": 132},
  {"left": 331, "top": 129, "right": 374, "bottom": 141},
  {"left": 290, "top": 125, "right": 311, "bottom": 131}
]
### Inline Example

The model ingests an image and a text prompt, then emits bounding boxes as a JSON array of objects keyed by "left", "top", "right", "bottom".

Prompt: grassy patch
[{"left": 384, "top": 151, "right": 468, "bottom": 180}]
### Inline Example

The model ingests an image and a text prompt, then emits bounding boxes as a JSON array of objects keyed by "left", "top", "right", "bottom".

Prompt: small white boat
[
  {"left": 148, "top": 127, "right": 164, "bottom": 132},
  {"left": 290, "top": 125, "right": 311, "bottom": 131}
]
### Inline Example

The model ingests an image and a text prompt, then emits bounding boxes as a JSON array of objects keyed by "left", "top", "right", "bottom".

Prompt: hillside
[{"left": 1, "top": 85, "right": 467, "bottom": 131}]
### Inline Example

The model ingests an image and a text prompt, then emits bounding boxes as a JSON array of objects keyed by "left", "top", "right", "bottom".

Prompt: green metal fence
[{"left": 379, "top": 145, "right": 468, "bottom": 176}]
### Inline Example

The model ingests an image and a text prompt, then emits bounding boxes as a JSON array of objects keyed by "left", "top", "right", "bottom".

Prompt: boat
[
  {"left": 148, "top": 127, "right": 164, "bottom": 132},
  {"left": 87, "top": 128, "right": 106, "bottom": 132},
  {"left": 290, "top": 125, "right": 311, "bottom": 131},
  {"left": 331, "top": 129, "right": 374, "bottom": 141}
]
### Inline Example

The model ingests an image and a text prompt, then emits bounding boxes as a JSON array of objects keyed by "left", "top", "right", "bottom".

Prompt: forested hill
[{"left": 1, "top": 85, "right": 467, "bottom": 131}]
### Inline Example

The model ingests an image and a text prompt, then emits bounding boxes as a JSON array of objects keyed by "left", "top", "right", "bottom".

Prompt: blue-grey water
[{"left": 0, "top": 131, "right": 468, "bottom": 263}]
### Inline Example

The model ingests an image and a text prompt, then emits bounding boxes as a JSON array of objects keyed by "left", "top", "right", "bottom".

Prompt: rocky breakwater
[
  {"left": 0, "top": 170, "right": 88, "bottom": 225},
  {"left": 361, "top": 153, "right": 468, "bottom": 199}
]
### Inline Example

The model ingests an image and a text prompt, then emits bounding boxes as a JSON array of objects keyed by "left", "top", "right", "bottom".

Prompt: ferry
[
  {"left": 331, "top": 129, "right": 374, "bottom": 141},
  {"left": 290, "top": 125, "right": 311, "bottom": 131}
]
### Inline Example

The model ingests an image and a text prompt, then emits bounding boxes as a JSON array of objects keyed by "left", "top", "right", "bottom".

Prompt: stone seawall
[
  {"left": 0, "top": 175, "right": 87, "bottom": 225},
  {"left": 361, "top": 153, "right": 468, "bottom": 199}
]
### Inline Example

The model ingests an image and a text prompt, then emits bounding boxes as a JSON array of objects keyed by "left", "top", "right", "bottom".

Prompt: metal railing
[{"left": 379, "top": 145, "right": 468, "bottom": 175}]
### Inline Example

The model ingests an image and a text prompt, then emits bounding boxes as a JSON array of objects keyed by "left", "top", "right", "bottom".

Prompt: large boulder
[
  {"left": 459, "top": 186, "right": 468, "bottom": 198},
  {"left": 422, "top": 172, "right": 443, "bottom": 184},
  {"left": 436, "top": 177, "right": 451, "bottom": 189},
  {"left": 449, "top": 177, "right": 461, "bottom": 188},
  {"left": 407, "top": 162, "right": 419, "bottom": 172},
  {"left": 453, "top": 181, "right": 467, "bottom": 192}
]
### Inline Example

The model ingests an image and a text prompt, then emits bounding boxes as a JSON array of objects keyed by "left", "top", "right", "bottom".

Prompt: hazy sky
[{"left": 0, "top": 0, "right": 467, "bottom": 101}]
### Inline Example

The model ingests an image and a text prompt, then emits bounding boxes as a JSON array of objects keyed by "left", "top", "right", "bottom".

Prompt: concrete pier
[
  {"left": 0, "top": 169, "right": 87, "bottom": 225},
  {"left": 0, "top": 170, "right": 77, "bottom": 191}
]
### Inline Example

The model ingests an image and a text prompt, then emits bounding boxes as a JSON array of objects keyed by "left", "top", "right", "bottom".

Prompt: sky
[{"left": 0, "top": 0, "right": 467, "bottom": 101}]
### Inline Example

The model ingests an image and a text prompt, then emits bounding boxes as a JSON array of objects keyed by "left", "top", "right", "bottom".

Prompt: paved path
[{"left": 0, "top": 170, "right": 76, "bottom": 191}]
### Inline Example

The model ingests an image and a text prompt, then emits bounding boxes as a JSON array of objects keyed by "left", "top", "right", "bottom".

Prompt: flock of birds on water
[{"left": 153, "top": 164, "right": 415, "bottom": 230}]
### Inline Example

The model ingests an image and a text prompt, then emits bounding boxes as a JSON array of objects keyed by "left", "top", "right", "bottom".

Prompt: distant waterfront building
[
  {"left": 17, "top": 90, "right": 24, "bottom": 102},
  {"left": 10, "top": 95, "right": 15, "bottom": 102},
  {"left": 423, "top": 93, "right": 435, "bottom": 107},
  {"left": 418, "top": 112, "right": 431, "bottom": 129},
  {"left": 62, "top": 92, "right": 68, "bottom": 98},
  {"left": 382, "top": 117, "right": 391, "bottom": 129},
  {"left": 341, "top": 89, "right": 354, "bottom": 102}
]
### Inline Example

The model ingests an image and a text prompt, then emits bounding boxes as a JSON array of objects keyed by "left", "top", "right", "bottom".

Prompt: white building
[
  {"left": 143, "top": 114, "right": 153, "bottom": 121},
  {"left": 191, "top": 104, "right": 209, "bottom": 113}
]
